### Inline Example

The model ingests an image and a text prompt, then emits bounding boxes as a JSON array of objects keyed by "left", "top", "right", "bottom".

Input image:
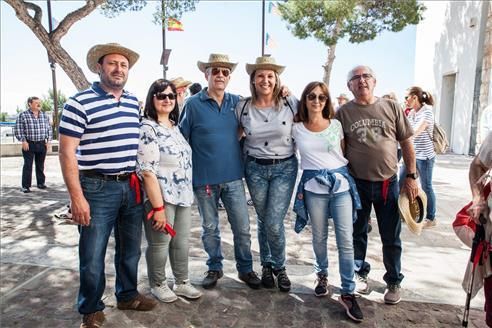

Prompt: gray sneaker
[
  {"left": 355, "top": 273, "right": 369, "bottom": 295},
  {"left": 384, "top": 284, "right": 401, "bottom": 304}
]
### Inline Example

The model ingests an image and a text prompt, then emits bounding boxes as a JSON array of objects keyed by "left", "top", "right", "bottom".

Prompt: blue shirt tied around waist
[{"left": 293, "top": 166, "right": 361, "bottom": 233}]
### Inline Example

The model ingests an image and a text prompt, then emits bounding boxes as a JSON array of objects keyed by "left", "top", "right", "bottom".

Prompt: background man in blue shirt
[{"left": 180, "top": 53, "right": 261, "bottom": 290}]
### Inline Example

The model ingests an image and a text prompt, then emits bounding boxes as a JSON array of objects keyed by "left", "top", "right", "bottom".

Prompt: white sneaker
[
  {"left": 173, "top": 280, "right": 202, "bottom": 299},
  {"left": 151, "top": 281, "right": 178, "bottom": 303},
  {"left": 355, "top": 273, "right": 370, "bottom": 295}
]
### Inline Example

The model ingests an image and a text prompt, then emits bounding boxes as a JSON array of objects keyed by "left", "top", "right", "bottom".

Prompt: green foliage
[
  {"left": 278, "top": 0, "right": 425, "bottom": 47},
  {"left": 0, "top": 112, "right": 8, "bottom": 122},
  {"left": 100, "top": 0, "right": 199, "bottom": 25},
  {"left": 41, "top": 89, "right": 67, "bottom": 113}
]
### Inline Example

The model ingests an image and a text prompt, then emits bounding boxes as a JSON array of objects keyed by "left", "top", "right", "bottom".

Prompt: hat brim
[
  {"left": 174, "top": 80, "right": 192, "bottom": 89},
  {"left": 398, "top": 190, "right": 427, "bottom": 235},
  {"left": 197, "top": 61, "right": 238, "bottom": 73},
  {"left": 87, "top": 44, "right": 139, "bottom": 74},
  {"left": 245, "top": 63, "right": 285, "bottom": 76}
]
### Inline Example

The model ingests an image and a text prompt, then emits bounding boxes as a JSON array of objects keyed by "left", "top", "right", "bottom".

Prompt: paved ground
[{"left": 0, "top": 153, "right": 489, "bottom": 327}]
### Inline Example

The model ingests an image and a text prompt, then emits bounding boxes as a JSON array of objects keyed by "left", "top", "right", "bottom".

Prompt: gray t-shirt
[{"left": 236, "top": 96, "right": 297, "bottom": 159}]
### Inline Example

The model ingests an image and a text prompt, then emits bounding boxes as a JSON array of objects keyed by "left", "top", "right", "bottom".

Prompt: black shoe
[
  {"left": 261, "top": 266, "right": 275, "bottom": 288},
  {"left": 37, "top": 184, "right": 47, "bottom": 189},
  {"left": 202, "top": 270, "right": 223, "bottom": 289},
  {"left": 338, "top": 294, "right": 363, "bottom": 322},
  {"left": 273, "top": 268, "right": 291, "bottom": 292},
  {"left": 21, "top": 187, "right": 30, "bottom": 193},
  {"left": 238, "top": 271, "right": 261, "bottom": 289},
  {"left": 314, "top": 273, "right": 329, "bottom": 296}
]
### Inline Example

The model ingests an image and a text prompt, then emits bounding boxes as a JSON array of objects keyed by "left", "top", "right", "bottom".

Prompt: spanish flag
[{"left": 167, "top": 18, "right": 184, "bottom": 31}]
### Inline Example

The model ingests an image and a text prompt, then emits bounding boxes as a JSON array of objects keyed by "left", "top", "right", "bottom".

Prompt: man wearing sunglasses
[
  {"left": 335, "top": 65, "right": 418, "bottom": 306},
  {"left": 59, "top": 43, "right": 158, "bottom": 328},
  {"left": 179, "top": 53, "right": 261, "bottom": 290}
]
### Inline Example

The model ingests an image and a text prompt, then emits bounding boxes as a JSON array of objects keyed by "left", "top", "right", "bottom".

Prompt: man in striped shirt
[
  {"left": 14, "top": 96, "right": 52, "bottom": 193},
  {"left": 59, "top": 43, "right": 157, "bottom": 328}
]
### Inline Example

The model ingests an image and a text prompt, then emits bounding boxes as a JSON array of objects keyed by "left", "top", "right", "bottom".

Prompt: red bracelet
[{"left": 146, "top": 205, "right": 165, "bottom": 220}]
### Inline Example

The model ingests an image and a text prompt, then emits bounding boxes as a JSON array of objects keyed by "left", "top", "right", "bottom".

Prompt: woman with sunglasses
[
  {"left": 236, "top": 56, "right": 298, "bottom": 292},
  {"left": 400, "top": 86, "right": 437, "bottom": 229},
  {"left": 136, "top": 79, "right": 202, "bottom": 303},
  {"left": 292, "top": 82, "right": 363, "bottom": 322}
]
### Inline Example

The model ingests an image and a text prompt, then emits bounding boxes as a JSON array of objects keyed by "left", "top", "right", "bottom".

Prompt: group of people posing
[{"left": 58, "top": 42, "right": 438, "bottom": 328}]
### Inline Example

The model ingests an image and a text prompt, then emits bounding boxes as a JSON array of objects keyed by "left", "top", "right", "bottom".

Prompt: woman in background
[{"left": 400, "top": 86, "right": 437, "bottom": 228}]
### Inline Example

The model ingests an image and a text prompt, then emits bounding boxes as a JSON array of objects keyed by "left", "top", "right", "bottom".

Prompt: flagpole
[
  {"left": 161, "top": 0, "right": 167, "bottom": 79},
  {"left": 261, "top": 0, "right": 266, "bottom": 56},
  {"left": 47, "top": 0, "right": 58, "bottom": 139}
]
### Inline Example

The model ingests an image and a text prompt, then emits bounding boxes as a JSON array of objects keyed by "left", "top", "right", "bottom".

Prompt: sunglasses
[
  {"left": 349, "top": 73, "right": 373, "bottom": 82},
  {"left": 154, "top": 92, "right": 176, "bottom": 100},
  {"left": 307, "top": 93, "right": 328, "bottom": 102},
  {"left": 211, "top": 68, "right": 231, "bottom": 77}
]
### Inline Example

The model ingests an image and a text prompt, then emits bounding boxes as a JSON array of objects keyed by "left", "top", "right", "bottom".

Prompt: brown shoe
[
  {"left": 117, "top": 293, "right": 158, "bottom": 311},
  {"left": 80, "top": 311, "right": 105, "bottom": 328}
]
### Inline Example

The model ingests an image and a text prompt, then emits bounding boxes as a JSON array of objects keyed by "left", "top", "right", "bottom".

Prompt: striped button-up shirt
[{"left": 14, "top": 109, "right": 52, "bottom": 142}]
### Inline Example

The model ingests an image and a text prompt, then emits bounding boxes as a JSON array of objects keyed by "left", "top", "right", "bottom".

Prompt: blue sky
[{"left": 1, "top": 1, "right": 416, "bottom": 115}]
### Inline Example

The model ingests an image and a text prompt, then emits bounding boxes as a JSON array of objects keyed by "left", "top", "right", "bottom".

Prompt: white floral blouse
[{"left": 137, "top": 118, "right": 193, "bottom": 207}]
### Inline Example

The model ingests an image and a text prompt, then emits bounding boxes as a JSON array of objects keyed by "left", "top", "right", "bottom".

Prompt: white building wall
[{"left": 415, "top": 1, "right": 485, "bottom": 154}]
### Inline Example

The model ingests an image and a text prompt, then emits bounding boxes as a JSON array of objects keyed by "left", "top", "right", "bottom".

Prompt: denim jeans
[
  {"left": 417, "top": 158, "right": 436, "bottom": 220},
  {"left": 194, "top": 179, "right": 253, "bottom": 273},
  {"left": 143, "top": 201, "right": 191, "bottom": 286},
  {"left": 353, "top": 175, "right": 404, "bottom": 285},
  {"left": 78, "top": 175, "right": 143, "bottom": 315},
  {"left": 399, "top": 157, "right": 436, "bottom": 220},
  {"left": 245, "top": 156, "right": 298, "bottom": 270},
  {"left": 305, "top": 190, "right": 355, "bottom": 295},
  {"left": 21, "top": 141, "right": 46, "bottom": 188}
]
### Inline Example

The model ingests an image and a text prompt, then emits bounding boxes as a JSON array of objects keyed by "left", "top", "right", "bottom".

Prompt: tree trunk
[
  {"left": 322, "top": 43, "right": 337, "bottom": 87},
  {"left": 5, "top": 0, "right": 105, "bottom": 91}
]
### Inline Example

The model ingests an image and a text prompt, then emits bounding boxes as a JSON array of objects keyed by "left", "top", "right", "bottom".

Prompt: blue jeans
[
  {"left": 78, "top": 175, "right": 143, "bottom": 315},
  {"left": 194, "top": 179, "right": 253, "bottom": 273},
  {"left": 417, "top": 158, "right": 436, "bottom": 220},
  {"left": 399, "top": 157, "right": 436, "bottom": 220},
  {"left": 245, "top": 157, "right": 298, "bottom": 270},
  {"left": 353, "top": 175, "right": 404, "bottom": 285},
  {"left": 305, "top": 190, "right": 355, "bottom": 295}
]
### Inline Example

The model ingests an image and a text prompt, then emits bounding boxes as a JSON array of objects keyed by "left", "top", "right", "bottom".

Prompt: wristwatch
[{"left": 406, "top": 172, "right": 418, "bottom": 180}]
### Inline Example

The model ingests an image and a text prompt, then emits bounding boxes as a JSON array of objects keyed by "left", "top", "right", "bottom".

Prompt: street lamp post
[
  {"left": 161, "top": 0, "right": 168, "bottom": 79},
  {"left": 47, "top": 0, "right": 58, "bottom": 139}
]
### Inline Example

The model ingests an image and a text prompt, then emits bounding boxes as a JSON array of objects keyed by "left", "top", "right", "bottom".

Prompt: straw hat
[
  {"left": 170, "top": 77, "right": 192, "bottom": 89},
  {"left": 245, "top": 56, "right": 285, "bottom": 76},
  {"left": 337, "top": 93, "right": 349, "bottom": 100},
  {"left": 197, "top": 53, "right": 238, "bottom": 73},
  {"left": 398, "top": 189, "right": 427, "bottom": 235},
  {"left": 86, "top": 43, "right": 139, "bottom": 73}
]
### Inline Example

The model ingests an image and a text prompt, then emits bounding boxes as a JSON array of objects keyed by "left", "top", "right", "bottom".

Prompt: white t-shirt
[{"left": 292, "top": 119, "right": 349, "bottom": 194}]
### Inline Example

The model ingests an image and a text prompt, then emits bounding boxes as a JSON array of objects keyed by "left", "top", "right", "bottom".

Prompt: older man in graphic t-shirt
[{"left": 336, "top": 65, "right": 418, "bottom": 305}]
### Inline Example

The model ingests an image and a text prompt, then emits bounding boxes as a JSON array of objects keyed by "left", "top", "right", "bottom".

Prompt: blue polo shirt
[{"left": 179, "top": 88, "right": 242, "bottom": 187}]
